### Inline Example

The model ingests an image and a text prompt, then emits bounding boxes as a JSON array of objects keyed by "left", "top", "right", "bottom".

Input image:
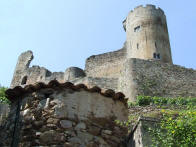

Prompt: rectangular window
[
  {"left": 153, "top": 53, "right": 161, "bottom": 59},
  {"left": 134, "top": 26, "right": 141, "bottom": 32}
]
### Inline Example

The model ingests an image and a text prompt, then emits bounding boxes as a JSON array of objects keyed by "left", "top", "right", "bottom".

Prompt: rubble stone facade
[{"left": 1, "top": 81, "right": 128, "bottom": 147}]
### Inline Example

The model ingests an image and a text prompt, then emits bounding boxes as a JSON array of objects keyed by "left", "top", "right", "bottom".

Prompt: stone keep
[
  {"left": 10, "top": 5, "right": 196, "bottom": 101},
  {"left": 124, "top": 5, "right": 173, "bottom": 63}
]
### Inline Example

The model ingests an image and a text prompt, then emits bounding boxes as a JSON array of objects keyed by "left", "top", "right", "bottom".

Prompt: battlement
[
  {"left": 134, "top": 4, "right": 156, "bottom": 10},
  {"left": 129, "top": 4, "right": 165, "bottom": 16},
  {"left": 123, "top": 4, "right": 166, "bottom": 31}
]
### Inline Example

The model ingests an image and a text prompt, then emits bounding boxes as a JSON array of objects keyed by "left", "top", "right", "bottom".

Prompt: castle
[
  {"left": 10, "top": 4, "right": 196, "bottom": 101},
  {"left": 1, "top": 4, "right": 196, "bottom": 147}
]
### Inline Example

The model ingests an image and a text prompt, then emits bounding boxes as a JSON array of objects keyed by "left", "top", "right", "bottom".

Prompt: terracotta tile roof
[{"left": 6, "top": 80, "right": 128, "bottom": 106}]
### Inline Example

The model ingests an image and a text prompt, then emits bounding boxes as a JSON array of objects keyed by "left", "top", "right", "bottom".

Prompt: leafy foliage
[
  {"left": 149, "top": 109, "right": 196, "bottom": 147},
  {"left": 127, "top": 96, "right": 196, "bottom": 146},
  {"left": 0, "top": 86, "right": 10, "bottom": 104},
  {"left": 134, "top": 95, "right": 196, "bottom": 107}
]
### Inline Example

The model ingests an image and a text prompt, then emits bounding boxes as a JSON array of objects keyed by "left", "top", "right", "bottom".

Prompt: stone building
[
  {"left": 1, "top": 4, "right": 196, "bottom": 147},
  {"left": 124, "top": 5, "right": 172, "bottom": 63},
  {"left": 10, "top": 5, "right": 196, "bottom": 101},
  {"left": 1, "top": 81, "right": 128, "bottom": 146}
]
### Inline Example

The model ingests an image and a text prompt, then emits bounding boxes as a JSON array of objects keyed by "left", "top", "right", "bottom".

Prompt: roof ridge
[{"left": 6, "top": 80, "right": 128, "bottom": 106}]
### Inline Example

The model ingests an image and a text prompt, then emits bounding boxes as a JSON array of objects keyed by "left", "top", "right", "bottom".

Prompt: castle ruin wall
[
  {"left": 119, "top": 58, "right": 196, "bottom": 101},
  {"left": 73, "top": 77, "right": 119, "bottom": 91},
  {"left": 10, "top": 51, "right": 34, "bottom": 88},
  {"left": 10, "top": 51, "right": 86, "bottom": 88},
  {"left": 85, "top": 48, "right": 126, "bottom": 78}
]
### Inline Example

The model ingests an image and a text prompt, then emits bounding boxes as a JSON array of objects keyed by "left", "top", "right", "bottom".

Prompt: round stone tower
[{"left": 124, "top": 5, "right": 172, "bottom": 63}]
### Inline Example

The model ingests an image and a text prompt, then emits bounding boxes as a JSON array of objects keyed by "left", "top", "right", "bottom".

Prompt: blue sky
[{"left": 0, "top": 0, "right": 196, "bottom": 87}]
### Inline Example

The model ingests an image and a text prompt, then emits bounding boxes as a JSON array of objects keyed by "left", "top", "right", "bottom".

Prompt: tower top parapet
[
  {"left": 123, "top": 4, "right": 165, "bottom": 32},
  {"left": 130, "top": 4, "right": 164, "bottom": 15}
]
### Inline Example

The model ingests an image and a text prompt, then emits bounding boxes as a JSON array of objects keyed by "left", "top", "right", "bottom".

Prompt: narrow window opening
[
  {"left": 157, "top": 54, "right": 160, "bottom": 59},
  {"left": 21, "top": 76, "right": 28, "bottom": 85},
  {"left": 137, "top": 43, "right": 139, "bottom": 49},
  {"left": 134, "top": 26, "right": 141, "bottom": 32},
  {"left": 155, "top": 42, "right": 157, "bottom": 48},
  {"left": 153, "top": 53, "right": 156, "bottom": 59}
]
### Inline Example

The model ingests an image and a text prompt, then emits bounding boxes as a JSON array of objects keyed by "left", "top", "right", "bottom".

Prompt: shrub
[
  {"left": 0, "top": 87, "right": 10, "bottom": 104},
  {"left": 149, "top": 110, "right": 196, "bottom": 147},
  {"left": 136, "top": 95, "right": 152, "bottom": 106},
  {"left": 136, "top": 96, "right": 196, "bottom": 107}
]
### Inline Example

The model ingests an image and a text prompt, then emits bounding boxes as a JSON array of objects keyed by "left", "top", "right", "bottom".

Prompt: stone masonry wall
[
  {"left": 10, "top": 51, "right": 34, "bottom": 88},
  {"left": 0, "top": 104, "right": 9, "bottom": 125},
  {"left": 10, "top": 50, "right": 120, "bottom": 92},
  {"left": 128, "top": 117, "right": 159, "bottom": 147},
  {"left": 1, "top": 81, "right": 128, "bottom": 147},
  {"left": 73, "top": 77, "right": 119, "bottom": 91},
  {"left": 119, "top": 58, "right": 196, "bottom": 101},
  {"left": 26, "top": 66, "right": 65, "bottom": 85},
  {"left": 85, "top": 48, "right": 126, "bottom": 78}
]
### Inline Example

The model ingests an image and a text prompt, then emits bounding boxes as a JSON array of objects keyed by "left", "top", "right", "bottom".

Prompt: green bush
[
  {"left": 136, "top": 96, "right": 196, "bottom": 107},
  {"left": 149, "top": 110, "right": 196, "bottom": 147},
  {"left": 136, "top": 95, "right": 152, "bottom": 106},
  {"left": 152, "top": 97, "right": 167, "bottom": 105},
  {"left": 0, "top": 87, "right": 10, "bottom": 104}
]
